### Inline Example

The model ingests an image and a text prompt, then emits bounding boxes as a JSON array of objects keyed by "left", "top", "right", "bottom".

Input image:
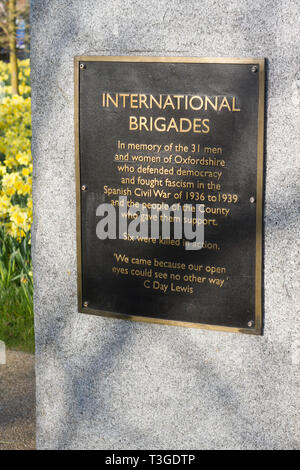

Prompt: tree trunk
[{"left": 8, "top": 0, "right": 19, "bottom": 95}]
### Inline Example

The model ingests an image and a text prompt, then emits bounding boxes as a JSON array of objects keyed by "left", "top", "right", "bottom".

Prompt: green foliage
[{"left": 0, "top": 227, "right": 34, "bottom": 352}]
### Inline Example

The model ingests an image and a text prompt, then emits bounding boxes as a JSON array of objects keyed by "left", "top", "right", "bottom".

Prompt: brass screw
[
  {"left": 251, "top": 65, "right": 258, "bottom": 73},
  {"left": 250, "top": 196, "right": 255, "bottom": 203},
  {"left": 81, "top": 185, "right": 87, "bottom": 191},
  {"left": 80, "top": 63, "right": 86, "bottom": 70},
  {"left": 248, "top": 320, "right": 254, "bottom": 327},
  {"left": 83, "top": 301, "right": 89, "bottom": 308}
]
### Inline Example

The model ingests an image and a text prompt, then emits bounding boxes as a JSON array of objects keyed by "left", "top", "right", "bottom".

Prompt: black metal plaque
[{"left": 75, "top": 57, "right": 264, "bottom": 334}]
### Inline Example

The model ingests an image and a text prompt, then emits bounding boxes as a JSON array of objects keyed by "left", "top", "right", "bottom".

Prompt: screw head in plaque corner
[
  {"left": 80, "top": 63, "right": 86, "bottom": 70},
  {"left": 83, "top": 301, "right": 89, "bottom": 308},
  {"left": 251, "top": 65, "right": 258, "bottom": 73},
  {"left": 250, "top": 196, "right": 256, "bottom": 203},
  {"left": 248, "top": 320, "right": 254, "bottom": 328},
  {"left": 81, "top": 184, "right": 87, "bottom": 191}
]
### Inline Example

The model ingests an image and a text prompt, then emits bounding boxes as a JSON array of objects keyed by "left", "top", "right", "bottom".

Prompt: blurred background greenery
[{"left": 0, "top": 1, "right": 33, "bottom": 352}]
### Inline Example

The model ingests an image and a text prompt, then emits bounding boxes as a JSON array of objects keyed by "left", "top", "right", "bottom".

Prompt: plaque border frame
[{"left": 74, "top": 56, "right": 265, "bottom": 335}]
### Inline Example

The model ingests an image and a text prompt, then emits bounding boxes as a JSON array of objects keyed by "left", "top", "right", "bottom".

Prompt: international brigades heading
[{"left": 101, "top": 93, "right": 241, "bottom": 134}]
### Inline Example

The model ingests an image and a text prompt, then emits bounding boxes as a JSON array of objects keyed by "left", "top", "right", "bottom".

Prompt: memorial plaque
[{"left": 74, "top": 56, "right": 265, "bottom": 335}]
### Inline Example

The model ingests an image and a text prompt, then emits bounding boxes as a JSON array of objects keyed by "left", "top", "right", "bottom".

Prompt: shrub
[{"left": 0, "top": 59, "right": 33, "bottom": 352}]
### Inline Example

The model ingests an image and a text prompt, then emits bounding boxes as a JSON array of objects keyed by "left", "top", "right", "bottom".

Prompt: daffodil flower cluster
[{"left": 0, "top": 59, "right": 32, "bottom": 240}]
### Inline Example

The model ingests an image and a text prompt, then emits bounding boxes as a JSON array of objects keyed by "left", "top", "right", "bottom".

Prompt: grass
[
  {"left": 0, "top": 283, "right": 34, "bottom": 352},
  {"left": 0, "top": 228, "right": 34, "bottom": 353}
]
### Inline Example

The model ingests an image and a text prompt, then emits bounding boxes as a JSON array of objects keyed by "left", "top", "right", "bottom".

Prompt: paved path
[{"left": 0, "top": 350, "right": 36, "bottom": 450}]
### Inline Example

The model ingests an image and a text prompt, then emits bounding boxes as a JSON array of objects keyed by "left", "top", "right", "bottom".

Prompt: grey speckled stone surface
[{"left": 31, "top": 0, "right": 300, "bottom": 449}]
